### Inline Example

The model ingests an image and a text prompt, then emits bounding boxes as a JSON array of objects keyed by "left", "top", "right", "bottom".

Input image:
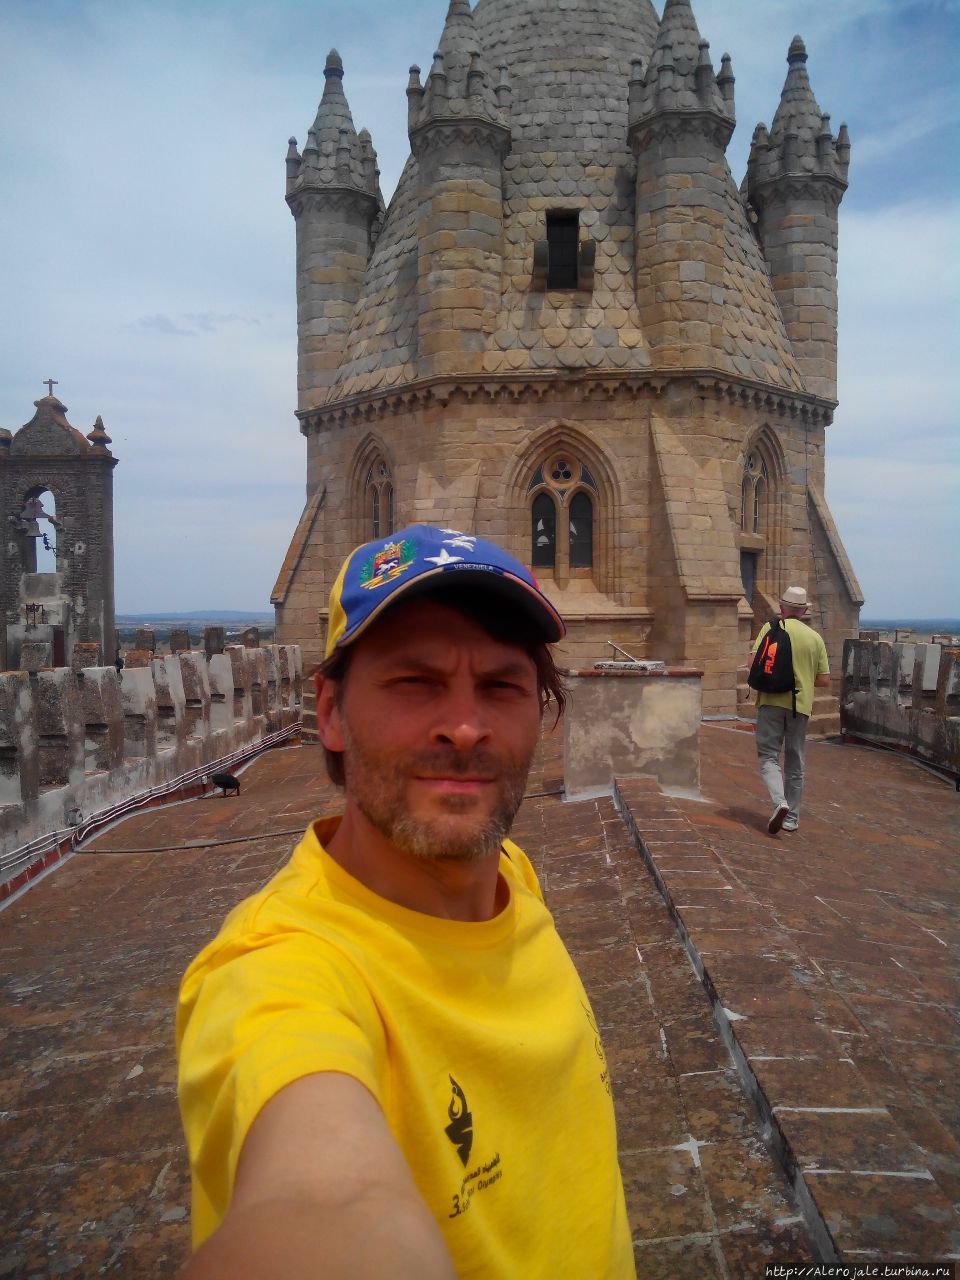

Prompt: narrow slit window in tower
[{"left": 546, "top": 212, "right": 579, "bottom": 289}]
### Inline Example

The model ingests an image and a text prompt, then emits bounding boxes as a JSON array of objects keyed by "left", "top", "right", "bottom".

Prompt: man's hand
[
  {"left": 814, "top": 673, "right": 831, "bottom": 688},
  {"left": 179, "top": 1072, "right": 456, "bottom": 1280}
]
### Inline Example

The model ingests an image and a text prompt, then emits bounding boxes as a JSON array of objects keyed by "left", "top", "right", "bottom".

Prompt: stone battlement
[
  {"left": 0, "top": 643, "right": 303, "bottom": 879},
  {"left": 840, "top": 638, "right": 960, "bottom": 780}
]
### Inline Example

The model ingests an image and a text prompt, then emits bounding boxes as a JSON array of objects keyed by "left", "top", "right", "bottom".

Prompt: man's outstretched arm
[{"left": 179, "top": 1071, "right": 456, "bottom": 1280}]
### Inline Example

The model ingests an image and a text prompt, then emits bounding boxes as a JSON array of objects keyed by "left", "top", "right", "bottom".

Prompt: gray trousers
[{"left": 755, "top": 704, "right": 809, "bottom": 821}]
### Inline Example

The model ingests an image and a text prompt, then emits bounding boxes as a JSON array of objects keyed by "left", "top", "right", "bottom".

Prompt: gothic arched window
[
  {"left": 741, "top": 453, "right": 768, "bottom": 535},
  {"left": 365, "top": 458, "right": 394, "bottom": 540},
  {"left": 528, "top": 453, "right": 597, "bottom": 575}
]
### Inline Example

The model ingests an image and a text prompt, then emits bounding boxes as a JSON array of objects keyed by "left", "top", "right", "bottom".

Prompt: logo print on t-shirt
[{"left": 444, "top": 1075, "right": 473, "bottom": 1166}]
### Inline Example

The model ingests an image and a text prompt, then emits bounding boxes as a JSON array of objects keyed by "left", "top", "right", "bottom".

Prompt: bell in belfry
[{"left": 18, "top": 497, "right": 47, "bottom": 537}]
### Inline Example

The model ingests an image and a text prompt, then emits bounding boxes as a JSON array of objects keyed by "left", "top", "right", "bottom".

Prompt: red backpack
[{"left": 748, "top": 618, "right": 798, "bottom": 717}]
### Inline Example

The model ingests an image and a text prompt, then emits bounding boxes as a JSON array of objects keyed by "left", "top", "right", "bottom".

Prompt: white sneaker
[
  {"left": 768, "top": 803, "right": 789, "bottom": 834},
  {"left": 782, "top": 817, "right": 799, "bottom": 832}
]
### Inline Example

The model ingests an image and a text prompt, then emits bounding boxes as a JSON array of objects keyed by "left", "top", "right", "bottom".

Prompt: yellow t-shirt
[
  {"left": 752, "top": 617, "right": 829, "bottom": 717},
  {"left": 176, "top": 818, "right": 635, "bottom": 1279}
]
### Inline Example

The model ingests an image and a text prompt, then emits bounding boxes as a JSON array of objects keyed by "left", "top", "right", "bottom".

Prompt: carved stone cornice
[
  {"left": 285, "top": 184, "right": 381, "bottom": 221},
  {"left": 296, "top": 369, "right": 836, "bottom": 436},
  {"left": 628, "top": 108, "right": 734, "bottom": 155},
  {"left": 747, "top": 173, "right": 847, "bottom": 213},
  {"left": 409, "top": 117, "right": 512, "bottom": 165}
]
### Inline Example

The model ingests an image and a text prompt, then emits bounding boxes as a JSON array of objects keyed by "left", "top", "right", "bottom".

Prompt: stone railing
[
  {"left": 0, "top": 644, "right": 302, "bottom": 881},
  {"left": 562, "top": 665, "right": 703, "bottom": 799},
  {"left": 840, "top": 639, "right": 960, "bottom": 780}
]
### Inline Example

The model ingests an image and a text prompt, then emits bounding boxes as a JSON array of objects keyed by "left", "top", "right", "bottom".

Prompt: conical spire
[
  {"left": 746, "top": 36, "right": 849, "bottom": 188},
  {"left": 768, "top": 37, "right": 824, "bottom": 155},
  {"left": 288, "top": 50, "right": 382, "bottom": 201},
  {"left": 412, "top": 0, "right": 505, "bottom": 131},
  {"left": 629, "top": 0, "right": 733, "bottom": 135}
]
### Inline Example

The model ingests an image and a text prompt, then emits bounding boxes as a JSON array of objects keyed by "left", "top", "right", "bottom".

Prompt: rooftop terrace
[{"left": 1, "top": 721, "right": 957, "bottom": 1276}]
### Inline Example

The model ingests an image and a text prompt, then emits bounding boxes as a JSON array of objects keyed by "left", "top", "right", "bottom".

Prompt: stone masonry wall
[{"left": 280, "top": 374, "right": 858, "bottom": 719}]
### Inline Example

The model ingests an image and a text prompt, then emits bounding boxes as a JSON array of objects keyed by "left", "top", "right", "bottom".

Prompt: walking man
[
  {"left": 751, "top": 586, "right": 830, "bottom": 835},
  {"left": 176, "top": 524, "right": 636, "bottom": 1279}
]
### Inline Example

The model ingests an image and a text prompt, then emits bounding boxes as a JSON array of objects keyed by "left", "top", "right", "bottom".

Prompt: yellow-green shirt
[
  {"left": 176, "top": 818, "right": 635, "bottom": 1279},
  {"left": 752, "top": 617, "right": 829, "bottom": 717}
]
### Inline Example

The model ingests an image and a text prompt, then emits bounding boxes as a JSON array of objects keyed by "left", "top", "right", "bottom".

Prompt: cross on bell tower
[{"left": 43, "top": 378, "right": 58, "bottom": 397}]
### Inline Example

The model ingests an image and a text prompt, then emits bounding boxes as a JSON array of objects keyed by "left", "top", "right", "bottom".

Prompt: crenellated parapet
[
  {"left": 841, "top": 640, "right": 960, "bottom": 781},
  {"left": 0, "top": 644, "right": 303, "bottom": 875}
]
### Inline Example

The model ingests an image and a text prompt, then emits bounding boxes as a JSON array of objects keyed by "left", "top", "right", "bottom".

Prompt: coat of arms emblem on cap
[{"left": 359, "top": 538, "right": 415, "bottom": 589}]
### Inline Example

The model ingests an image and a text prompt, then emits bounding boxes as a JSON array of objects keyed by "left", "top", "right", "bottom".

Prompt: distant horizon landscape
[
  {"left": 116, "top": 611, "right": 274, "bottom": 622},
  {"left": 115, "top": 610, "right": 960, "bottom": 631},
  {"left": 860, "top": 617, "right": 960, "bottom": 632}
]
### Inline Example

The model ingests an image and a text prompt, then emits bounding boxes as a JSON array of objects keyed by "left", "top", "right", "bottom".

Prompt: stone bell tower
[{"left": 0, "top": 390, "right": 118, "bottom": 671}]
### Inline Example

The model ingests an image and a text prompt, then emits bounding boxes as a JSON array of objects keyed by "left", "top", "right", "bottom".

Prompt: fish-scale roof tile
[{"left": 318, "top": 0, "right": 807, "bottom": 398}]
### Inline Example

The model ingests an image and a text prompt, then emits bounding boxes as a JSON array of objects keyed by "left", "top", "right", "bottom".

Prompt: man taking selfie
[{"left": 176, "top": 524, "right": 636, "bottom": 1279}]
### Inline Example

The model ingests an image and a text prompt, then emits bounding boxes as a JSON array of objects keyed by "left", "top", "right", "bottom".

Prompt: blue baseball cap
[{"left": 325, "top": 524, "right": 565, "bottom": 657}]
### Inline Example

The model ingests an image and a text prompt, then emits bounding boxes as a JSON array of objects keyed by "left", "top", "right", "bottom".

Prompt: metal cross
[{"left": 43, "top": 378, "right": 58, "bottom": 396}]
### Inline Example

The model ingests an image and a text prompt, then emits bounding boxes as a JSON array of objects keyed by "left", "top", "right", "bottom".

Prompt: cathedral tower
[{"left": 274, "top": 0, "right": 862, "bottom": 726}]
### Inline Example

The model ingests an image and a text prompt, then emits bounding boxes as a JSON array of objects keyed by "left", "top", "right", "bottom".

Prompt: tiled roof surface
[
  {"left": 327, "top": 156, "right": 422, "bottom": 401},
  {"left": 324, "top": 0, "right": 806, "bottom": 400}
]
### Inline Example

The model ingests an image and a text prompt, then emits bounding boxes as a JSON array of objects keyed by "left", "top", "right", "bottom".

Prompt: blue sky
[{"left": 1, "top": 0, "right": 957, "bottom": 616}]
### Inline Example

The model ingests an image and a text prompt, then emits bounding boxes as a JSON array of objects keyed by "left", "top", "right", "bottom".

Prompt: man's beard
[{"left": 340, "top": 727, "right": 532, "bottom": 862}]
